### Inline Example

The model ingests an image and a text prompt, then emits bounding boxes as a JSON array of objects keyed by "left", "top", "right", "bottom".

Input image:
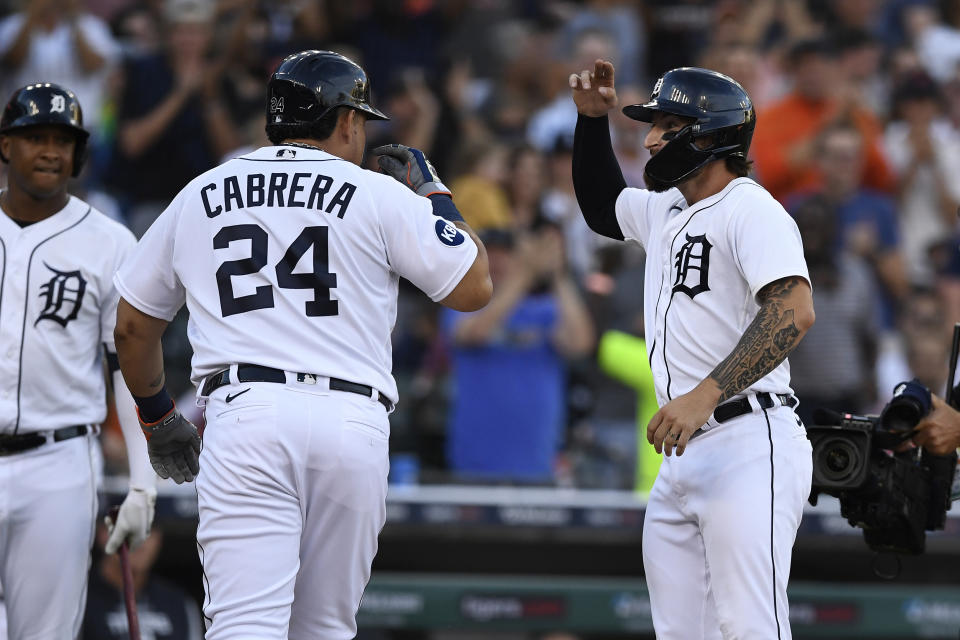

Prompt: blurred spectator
[
  {"left": 557, "top": 0, "right": 646, "bottom": 88},
  {"left": 379, "top": 67, "right": 440, "bottom": 155},
  {"left": 527, "top": 28, "right": 618, "bottom": 153},
  {"left": 442, "top": 228, "right": 594, "bottom": 482},
  {"left": 736, "top": 0, "right": 818, "bottom": 52},
  {"left": 109, "top": 3, "right": 162, "bottom": 58},
  {"left": 608, "top": 85, "right": 650, "bottom": 186},
  {"left": 83, "top": 524, "right": 203, "bottom": 640},
  {"left": 905, "top": 2, "right": 960, "bottom": 82},
  {"left": 107, "top": 0, "right": 238, "bottom": 234},
  {"left": 800, "top": 121, "right": 910, "bottom": 316},
  {"left": 642, "top": 0, "right": 723, "bottom": 77},
  {"left": 788, "top": 196, "right": 880, "bottom": 426},
  {"left": 258, "top": 0, "right": 328, "bottom": 54},
  {"left": 808, "top": 0, "right": 887, "bottom": 35},
  {"left": 349, "top": 0, "right": 444, "bottom": 94},
  {"left": 449, "top": 138, "right": 513, "bottom": 231},
  {"left": 506, "top": 143, "right": 548, "bottom": 230},
  {"left": 834, "top": 28, "right": 888, "bottom": 117},
  {"left": 697, "top": 40, "right": 785, "bottom": 110},
  {"left": 907, "top": 329, "right": 951, "bottom": 395},
  {"left": 751, "top": 37, "right": 894, "bottom": 204},
  {"left": 542, "top": 136, "right": 608, "bottom": 278},
  {"left": 0, "top": 0, "right": 120, "bottom": 138},
  {"left": 875, "top": 285, "right": 951, "bottom": 408},
  {"left": 218, "top": 3, "right": 276, "bottom": 142},
  {"left": 883, "top": 70, "right": 960, "bottom": 285}
]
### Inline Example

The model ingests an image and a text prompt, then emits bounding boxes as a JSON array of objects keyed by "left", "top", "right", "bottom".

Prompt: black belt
[
  {"left": 202, "top": 364, "right": 394, "bottom": 411},
  {"left": 0, "top": 425, "right": 88, "bottom": 457},
  {"left": 713, "top": 392, "right": 797, "bottom": 424}
]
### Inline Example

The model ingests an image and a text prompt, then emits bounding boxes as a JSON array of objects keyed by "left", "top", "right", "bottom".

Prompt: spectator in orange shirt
[{"left": 752, "top": 38, "right": 894, "bottom": 204}]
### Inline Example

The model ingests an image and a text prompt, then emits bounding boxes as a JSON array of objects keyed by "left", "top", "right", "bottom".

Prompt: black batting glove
[
  {"left": 139, "top": 406, "right": 201, "bottom": 484},
  {"left": 373, "top": 144, "right": 452, "bottom": 198}
]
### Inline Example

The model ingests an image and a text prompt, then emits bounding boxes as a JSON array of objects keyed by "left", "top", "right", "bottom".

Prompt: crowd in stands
[{"left": 3, "top": 0, "right": 960, "bottom": 494}]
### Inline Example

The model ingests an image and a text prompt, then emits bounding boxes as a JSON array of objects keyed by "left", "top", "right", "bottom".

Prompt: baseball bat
[{"left": 108, "top": 506, "right": 141, "bottom": 640}]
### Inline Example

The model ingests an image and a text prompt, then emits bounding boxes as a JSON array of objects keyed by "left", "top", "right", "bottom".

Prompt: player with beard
[{"left": 569, "top": 60, "right": 815, "bottom": 639}]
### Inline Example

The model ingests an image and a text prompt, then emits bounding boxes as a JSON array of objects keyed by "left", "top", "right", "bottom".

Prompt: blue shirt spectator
[
  {"left": 441, "top": 227, "right": 594, "bottom": 482},
  {"left": 443, "top": 296, "right": 566, "bottom": 480}
]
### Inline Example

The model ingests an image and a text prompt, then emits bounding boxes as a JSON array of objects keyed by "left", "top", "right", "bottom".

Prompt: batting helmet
[
  {"left": 0, "top": 83, "right": 89, "bottom": 177},
  {"left": 623, "top": 67, "right": 755, "bottom": 188},
  {"left": 266, "top": 50, "right": 388, "bottom": 143}
]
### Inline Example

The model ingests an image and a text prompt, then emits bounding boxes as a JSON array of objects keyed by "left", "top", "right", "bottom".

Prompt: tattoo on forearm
[
  {"left": 709, "top": 277, "right": 806, "bottom": 402},
  {"left": 148, "top": 371, "right": 165, "bottom": 389}
]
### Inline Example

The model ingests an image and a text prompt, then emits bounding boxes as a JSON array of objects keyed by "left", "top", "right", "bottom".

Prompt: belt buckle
[{"left": 296, "top": 373, "right": 317, "bottom": 385}]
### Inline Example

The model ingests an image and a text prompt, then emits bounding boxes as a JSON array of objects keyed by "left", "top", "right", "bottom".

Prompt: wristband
[
  {"left": 133, "top": 387, "right": 174, "bottom": 424},
  {"left": 429, "top": 194, "right": 465, "bottom": 223}
]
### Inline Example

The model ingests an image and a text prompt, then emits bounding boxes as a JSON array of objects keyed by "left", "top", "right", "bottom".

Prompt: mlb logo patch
[{"left": 435, "top": 220, "right": 464, "bottom": 246}]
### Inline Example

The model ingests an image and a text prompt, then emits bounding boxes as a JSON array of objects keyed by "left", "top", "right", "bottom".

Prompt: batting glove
[
  {"left": 105, "top": 486, "right": 157, "bottom": 554},
  {"left": 139, "top": 406, "right": 201, "bottom": 484},
  {"left": 373, "top": 144, "right": 451, "bottom": 198}
]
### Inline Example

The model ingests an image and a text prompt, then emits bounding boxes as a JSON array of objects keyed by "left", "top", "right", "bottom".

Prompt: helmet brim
[
  {"left": 623, "top": 100, "right": 707, "bottom": 123},
  {"left": 356, "top": 104, "right": 389, "bottom": 121}
]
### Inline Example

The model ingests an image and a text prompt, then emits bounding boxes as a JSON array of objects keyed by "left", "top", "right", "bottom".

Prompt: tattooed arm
[
  {"left": 709, "top": 275, "right": 815, "bottom": 402},
  {"left": 647, "top": 275, "right": 815, "bottom": 456}
]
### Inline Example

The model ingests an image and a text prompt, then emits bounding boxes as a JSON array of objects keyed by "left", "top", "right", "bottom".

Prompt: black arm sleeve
[{"left": 572, "top": 114, "right": 627, "bottom": 241}]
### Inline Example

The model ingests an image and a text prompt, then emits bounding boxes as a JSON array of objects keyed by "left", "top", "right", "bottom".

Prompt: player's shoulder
[
  {"left": 619, "top": 185, "right": 684, "bottom": 213},
  {"left": 724, "top": 177, "right": 788, "bottom": 216},
  {"left": 70, "top": 197, "right": 136, "bottom": 244}
]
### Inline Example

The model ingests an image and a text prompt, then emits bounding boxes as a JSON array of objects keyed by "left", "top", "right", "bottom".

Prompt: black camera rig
[{"left": 806, "top": 324, "right": 960, "bottom": 556}]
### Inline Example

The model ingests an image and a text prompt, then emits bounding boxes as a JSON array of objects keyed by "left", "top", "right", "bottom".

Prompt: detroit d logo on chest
[
  {"left": 35, "top": 262, "right": 87, "bottom": 327},
  {"left": 672, "top": 233, "right": 711, "bottom": 299}
]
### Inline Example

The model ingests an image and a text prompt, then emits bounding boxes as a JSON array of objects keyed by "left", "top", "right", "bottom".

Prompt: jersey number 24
[{"left": 214, "top": 224, "right": 338, "bottom": 318}]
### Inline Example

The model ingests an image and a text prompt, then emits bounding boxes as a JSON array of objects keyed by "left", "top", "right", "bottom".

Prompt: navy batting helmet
[
  {"left": 623, "top": 67, "right": 755, "bottom": 188},
  {"left": 266, "top": 50, "right": 388, "bottom": 143},
  {"left": 0, "top": 83, "right": 89, "bottom": 177}
]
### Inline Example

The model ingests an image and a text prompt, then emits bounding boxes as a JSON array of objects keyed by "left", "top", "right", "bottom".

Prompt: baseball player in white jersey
[
  {"left": 112, "top": 50, "right": 492, "bottom": 639},
  {"left": 0, "top": 83, "right": 156, "bottom": 639},
  {"left": 570, "top": 61, "right": 816, "bottom": 638}
]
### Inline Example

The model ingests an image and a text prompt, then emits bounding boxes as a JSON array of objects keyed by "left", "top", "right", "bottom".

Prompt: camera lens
[
  {"left": 826, "top": 448, "right": 851, "bottom": 473},
  {"left": 815, "top": 437, "right": 863, "bottom": 484}
]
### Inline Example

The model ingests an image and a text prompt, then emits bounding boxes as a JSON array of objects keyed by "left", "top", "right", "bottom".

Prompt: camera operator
[{"left": 911, "top": 394, "right": 960, "bottom": 455}]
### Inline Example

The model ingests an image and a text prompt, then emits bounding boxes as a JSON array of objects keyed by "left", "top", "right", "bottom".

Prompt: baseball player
[
  {"left": 111, "top": 50, "right": 491, "bottom": 639},
  {"left": 0, "top": 83, "right": 156, "bottom": 639},
  {"left": 570, "top": 61, "right": 815, "bottom": 639}
]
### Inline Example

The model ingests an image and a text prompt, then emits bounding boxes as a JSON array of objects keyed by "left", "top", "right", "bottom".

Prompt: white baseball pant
[
  {"left": 0, "top": 434, "right": 98, "bottom": 640},
  {"left": 196, "top": 377, "right": 390, "bottom": 639},
  {"left": 642, "top": 400, "right": 813, "bottom": 639}
]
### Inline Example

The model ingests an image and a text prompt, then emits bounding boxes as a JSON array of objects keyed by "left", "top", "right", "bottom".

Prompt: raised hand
[{"left": 569, "top": 59, "right": 619, "bottom": 118}]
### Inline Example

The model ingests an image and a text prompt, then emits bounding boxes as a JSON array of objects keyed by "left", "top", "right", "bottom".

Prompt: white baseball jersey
[
  {"left": 614, "top": 177, "right": 810, "bottom": 408},
  {"left": 613, "top": 176, "right": 813, "bottom": 640},
  {"left": 115, "top": 145, "right": 479, "bottom": 403},
  {"left": 0, "top": 195, "right": 143, "bottom": 640},
  {"left": 0, "top": 196, "right": 135, "bottom": 433}
]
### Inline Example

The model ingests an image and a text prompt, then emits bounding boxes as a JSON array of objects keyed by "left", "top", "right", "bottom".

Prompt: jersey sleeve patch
[{"left": 434, "top": 219, "right": 465, "bottom": 246}]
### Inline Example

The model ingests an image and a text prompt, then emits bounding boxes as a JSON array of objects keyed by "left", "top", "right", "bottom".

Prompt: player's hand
[
  {"left": 647, "top": 382, "right": 720, "bottom": 456},
  {"left": 139, "top": 406, "right": 202, "bottom": 483},
  {"left": 911, "top": 394, "right": 960, "bottom": 456},
  {"left": 373, "top": 144, "right": 451, "bottom": 198},
  {"left": 104, "top": 487, "right": 157, "bottom": 554},
  {"left": 569, "top": 59, "right": 618, "bottom": 117}
]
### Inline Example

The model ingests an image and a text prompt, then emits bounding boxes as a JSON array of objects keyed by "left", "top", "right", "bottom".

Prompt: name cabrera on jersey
[
  {"left": 114, "top": 145, "right": 478, "bottom": 403},
  {"left": 614, "top": 177, "right": 810, "bottom": 407},
  {"left": 0, "top": 197, "right": 136, "bottom": 433}
]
